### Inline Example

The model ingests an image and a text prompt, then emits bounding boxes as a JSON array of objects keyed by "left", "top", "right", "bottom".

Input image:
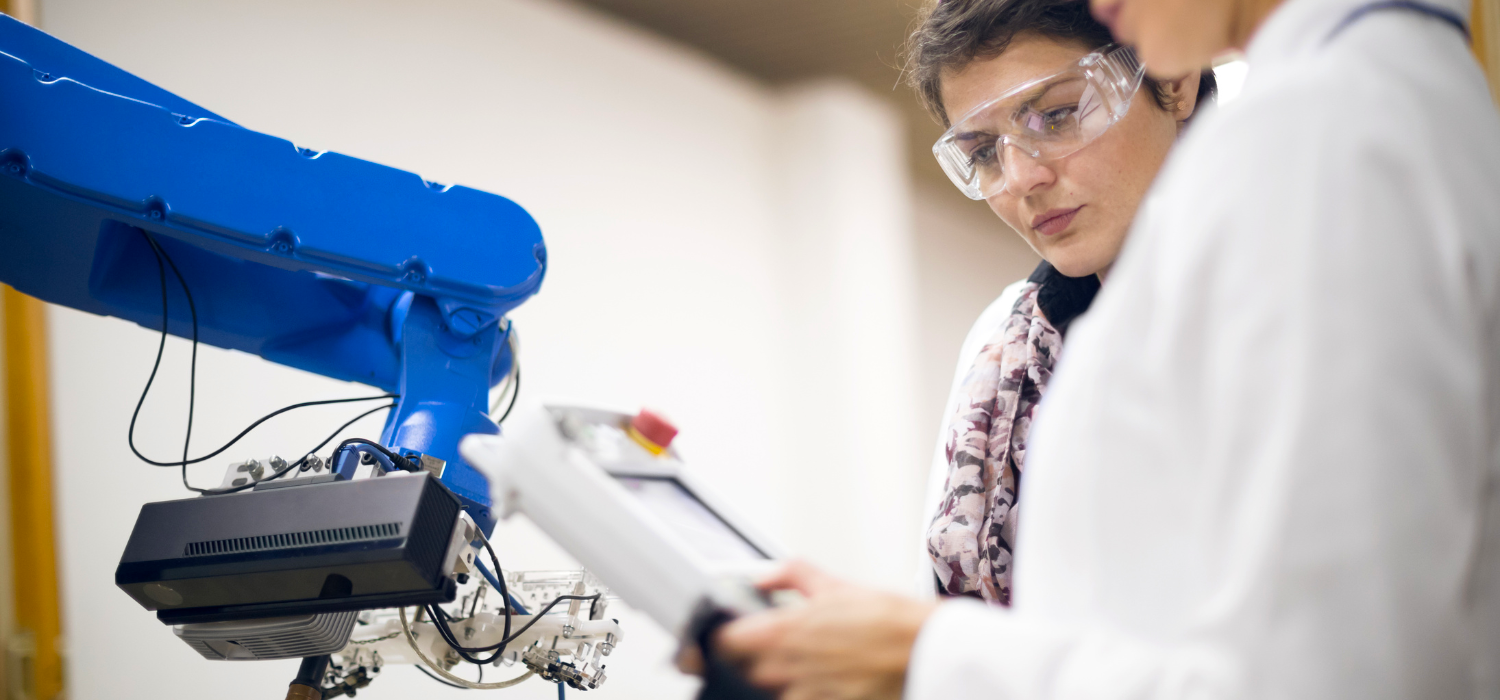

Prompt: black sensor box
[{"left": 116, "top": 473, "right": 461, "bottom": 624}]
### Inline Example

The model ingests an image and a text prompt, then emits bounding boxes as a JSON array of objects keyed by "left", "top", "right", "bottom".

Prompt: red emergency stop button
[{"left": 628, "top": 409, "right": 677, "bottom": 455}]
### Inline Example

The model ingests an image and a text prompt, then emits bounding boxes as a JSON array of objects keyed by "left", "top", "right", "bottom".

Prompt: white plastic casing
[{"left": 460, "top": 403, "right": 781, "bottom": 637}]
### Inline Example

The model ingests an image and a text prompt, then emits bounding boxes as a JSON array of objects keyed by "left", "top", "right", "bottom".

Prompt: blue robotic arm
[
  {"left": 0, "top": 20, "right": 674, "bottom": 698},
  {"left": 0, "top": 15, "right": 545, "bottom": 530}
]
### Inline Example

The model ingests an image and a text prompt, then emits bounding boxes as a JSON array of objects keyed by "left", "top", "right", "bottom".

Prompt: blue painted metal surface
[
  {"left": 381, "top": 295, "right": 506, "bottom": 523},
  {"left": 0, "top": 17, "right": 545, "bottom": 530}
]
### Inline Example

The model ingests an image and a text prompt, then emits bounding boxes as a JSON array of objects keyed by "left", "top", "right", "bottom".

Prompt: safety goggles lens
[{"left": 933, "top": 45, "right": 1144, "bottom": 200}]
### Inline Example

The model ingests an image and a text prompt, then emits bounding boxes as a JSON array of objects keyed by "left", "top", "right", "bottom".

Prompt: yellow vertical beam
[
  {"left": 1478, "top": 0, "right": 1489, "bottom": 59},
  {"left": 3, "top": 287, "right": 62, "bottom": 700},
  {"left": 2, "top": 0, "right": 64, "bottom": 684},
  {"left": 3, "top": 15, "right": 63, "bottom": 700},
  {"left": 0, "top": 0, "right": 10, "bottom": 672},
  {"left": 1477, "top": 0, "right": 1500, "bottom": 104},
  {"left": 3, "top": 0, "right": 64, "bottom": 693}
]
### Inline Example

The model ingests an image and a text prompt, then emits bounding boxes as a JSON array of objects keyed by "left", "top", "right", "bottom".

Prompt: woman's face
[{"left": 940, "top": 34, "right": 1191, "bottom": 278}]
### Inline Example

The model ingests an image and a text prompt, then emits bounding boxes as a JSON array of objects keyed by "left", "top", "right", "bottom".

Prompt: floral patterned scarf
[{"left": 926, "top": 282, "right": 1063, "bottom": 604}]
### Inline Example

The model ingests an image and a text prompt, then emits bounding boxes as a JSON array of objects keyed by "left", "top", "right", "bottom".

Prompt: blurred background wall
[{"left": 0, "top": 0, "right": 1305, "bottom": 698}]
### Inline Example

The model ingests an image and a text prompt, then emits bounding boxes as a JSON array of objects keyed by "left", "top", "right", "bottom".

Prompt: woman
[
  {"left": 705, "top": 0, "right": 1213, "bottom": 686},
  {"left": 717, "top": 0, "right": 1500, "bottom": 698},
  {"left": 911, "top": 0, "right": 1215, "bottom": 606}
]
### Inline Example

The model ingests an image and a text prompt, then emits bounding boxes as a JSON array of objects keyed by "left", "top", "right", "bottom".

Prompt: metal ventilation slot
[{"left": 183, "top": 522, "right": 401, "bottom": 556}]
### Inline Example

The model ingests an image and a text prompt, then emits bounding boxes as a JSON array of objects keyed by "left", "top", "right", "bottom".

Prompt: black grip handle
[{"left": 691, "top": 606, "right": 775, "bottom": 700}]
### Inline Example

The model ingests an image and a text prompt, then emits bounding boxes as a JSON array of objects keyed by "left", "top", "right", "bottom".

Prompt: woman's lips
[{"left": 1031, "top": 206, "right": 1083, "bottom": 237}]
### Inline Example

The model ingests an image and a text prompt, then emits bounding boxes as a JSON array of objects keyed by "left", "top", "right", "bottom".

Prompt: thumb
[{"left": 755, "top": 559, "right": 842, "bottom": 598}]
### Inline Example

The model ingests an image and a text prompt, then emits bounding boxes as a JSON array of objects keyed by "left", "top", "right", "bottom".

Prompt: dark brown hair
[{"left": 904, "top": 0, "right": 1217, "bottom": 127}]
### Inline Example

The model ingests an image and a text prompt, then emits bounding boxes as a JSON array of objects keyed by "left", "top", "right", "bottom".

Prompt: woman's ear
[{"left": 1161, "top": 70, "right": 1203, "bottom": 129}]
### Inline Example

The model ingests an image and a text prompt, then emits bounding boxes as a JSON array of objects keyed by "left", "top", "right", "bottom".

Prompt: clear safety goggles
[{"left": 933, "top": 45, "right": 1145, "bottom": 200}]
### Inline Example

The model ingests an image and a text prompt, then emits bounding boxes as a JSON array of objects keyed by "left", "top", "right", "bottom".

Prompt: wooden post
[
  {"left": 2, "top": 286, "right": 62, "bottom": 700},
  {"left": 2, "top": 0, "right": 66, "bottom": 688},
  {"left": 1477, "top": 0, "right": 1500, "bottom": 104}
]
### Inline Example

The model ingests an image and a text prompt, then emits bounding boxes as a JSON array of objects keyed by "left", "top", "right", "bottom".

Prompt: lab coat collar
[{"left": 1246, "top": 0, "right": 1472, "bottom": 70}]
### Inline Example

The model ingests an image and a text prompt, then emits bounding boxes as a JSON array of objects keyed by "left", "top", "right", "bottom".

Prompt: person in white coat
[
  {"left": 908, "top": 0, "right": 1216, "bottom": 606},
  {"left": 712, "top": 0, "right": 1500, "bottom": 698}
]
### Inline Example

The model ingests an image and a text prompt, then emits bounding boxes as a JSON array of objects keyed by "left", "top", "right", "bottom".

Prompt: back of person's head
[{"left": 904, "top": 0, "right": 1217, "bottom": 127}]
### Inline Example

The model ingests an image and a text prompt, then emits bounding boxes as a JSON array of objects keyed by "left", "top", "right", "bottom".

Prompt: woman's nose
[{"left": 1002, "top": 146, "right": 1056, "bottom": 196}]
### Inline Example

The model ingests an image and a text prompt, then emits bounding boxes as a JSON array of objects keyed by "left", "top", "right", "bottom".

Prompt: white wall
[
  {"left": 32, "top": 0, "right": 994, "bottom": 698},
  {"left": 770, "top": 81, "right": 926, "bottom": 590},
  {"left": 911, "top": 183, "right": 1041, "bottom": 437}
]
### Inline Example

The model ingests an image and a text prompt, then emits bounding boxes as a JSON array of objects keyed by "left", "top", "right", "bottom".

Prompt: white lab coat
[{"left": 905, "top": 0, "right": 1500, "bottom": 698}]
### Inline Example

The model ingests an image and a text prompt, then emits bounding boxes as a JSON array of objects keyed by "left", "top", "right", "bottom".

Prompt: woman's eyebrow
[
  {"left": 954, "top": 129, "right": 993, "bottom": 141},
  {"left": 1012, "top": 82, "right": 1054, "bottom": 105},
  {"left": 1011, "top": 76, "right": 1077, "bottom": 108},
  {"left": 966, "top": 79, "right": 1067, "bottom": 126},
  {"left": 956, "top": 75, "right": 1084, "bottom": 136}
]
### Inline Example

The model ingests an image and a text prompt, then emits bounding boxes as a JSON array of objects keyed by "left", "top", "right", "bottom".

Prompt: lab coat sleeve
[{"left": 907, "top": 601, "right": 1240, "bottom": 700}]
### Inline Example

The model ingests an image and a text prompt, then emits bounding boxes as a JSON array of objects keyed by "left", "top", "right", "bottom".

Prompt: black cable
[
  {"left": 422, "top": 529, "right": 601, "bottom": 668},
  {"left": 475, "top": 558, "right": 529, "bottom": 614},
  {"left": 421, "top": 528, "right": 516, "bottom": 665},
  {"left": 428, "top": 604, "right": 508, "bottom": 665},
  {"left": 139, "top": 233, "right": 201, "bottom": 493},
  {"left": 481, "top": 531, "right": 514, "bottom": 655},
  {"left": 131, "top": 392, "right": 397, "bottom": 469},
  {"left": 128, "top": 231, "right": 402, "bottom": 475},
  {"left": 414, "top": 665, "right": 469, "bottom": 690},
  {"left": 193, "top": 403, "right": 395, "bottom": 495},
  {"left": 498, "top": 594, "right": 600, "bottom": 647},
  {"left": 425, "top": 604, "right": 496, "bottom": 666},
  {"left": 431, "top": 593, "right": 601, "bottom": 656},
  {"left": 479, "top": 532, "right": 515, "bottom": 621},
  {"left": 126, "top": 236, "right": 394, "bottom": 471},
  {"left": 497, "top": 366, "right": 521, "bottom": 424},
  {"left": 127, "top": 232, "right": 399, "bottom": 479},
  {"left": 128, "top": 231, "right": 173, "bottom": 469},
  {"left": 195, "top": 405, "right": 391, "bottom": 494}
]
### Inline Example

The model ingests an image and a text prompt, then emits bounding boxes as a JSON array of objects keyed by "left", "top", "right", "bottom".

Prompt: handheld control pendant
[{"left": 461, "top": 404, "right": 782, "bottom": 700}]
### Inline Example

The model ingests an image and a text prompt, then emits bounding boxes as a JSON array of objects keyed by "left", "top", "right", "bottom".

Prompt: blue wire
[
  {"left": 474, "top": 557, "right": 530, "bottom": 615},
  {"left": 558, "top": 681, "right": 566, "bottom": 699}
]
